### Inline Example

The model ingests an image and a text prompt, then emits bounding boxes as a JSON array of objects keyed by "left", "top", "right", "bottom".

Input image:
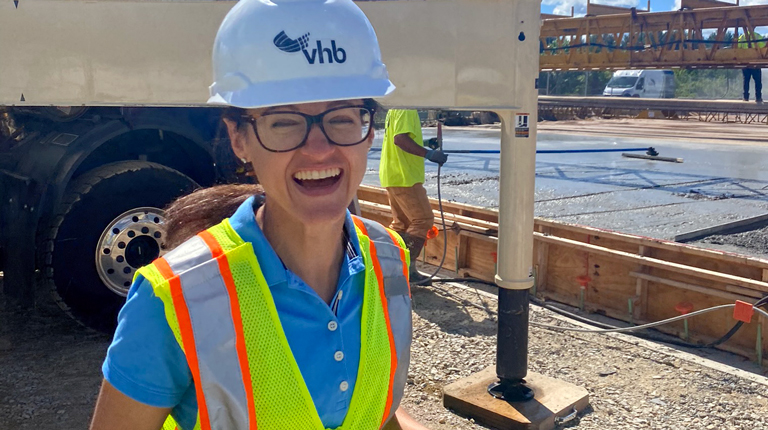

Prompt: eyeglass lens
[{"left": 255, "top": 107, "right": 371, "bottom": 151}]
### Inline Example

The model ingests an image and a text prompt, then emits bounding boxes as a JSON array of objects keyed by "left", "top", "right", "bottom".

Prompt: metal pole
[
  {"left": 488, "top": 108, "right": 536, "bottom": 402},
  {"left": 585, "top": 70, "right": 590, "bottom": 96},
  {"left": 547, "top": 72, "right": 551, "bottom": 95}
]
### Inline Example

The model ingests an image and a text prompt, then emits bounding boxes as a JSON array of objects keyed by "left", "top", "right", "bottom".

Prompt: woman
[{"left": 89, "top": 0, "right": 426, "bottom": 428}]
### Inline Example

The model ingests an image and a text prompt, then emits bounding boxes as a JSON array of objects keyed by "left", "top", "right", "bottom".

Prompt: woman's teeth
[{"left": 294, "top": 168, "right": 341, "bottom": 181}]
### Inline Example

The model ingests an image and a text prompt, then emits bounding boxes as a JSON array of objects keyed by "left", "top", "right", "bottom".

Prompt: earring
[{"left": 238, "top": 157, "right": 255, "bottom": 177}]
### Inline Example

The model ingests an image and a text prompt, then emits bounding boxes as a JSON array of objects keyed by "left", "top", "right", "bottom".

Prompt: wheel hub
[{"left": 96, "top": 207, "right": 167, "bottom": 296}]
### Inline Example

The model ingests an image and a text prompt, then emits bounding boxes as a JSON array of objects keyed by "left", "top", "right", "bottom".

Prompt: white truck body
[
  {"left": 0, "top": 0, "right": 537, "bottom": 110},
  {"left": 0, "top": 0, "right": 541, "bottom": 331},
  {"left": 603, "top": 69, "right": 676, "bottom": 98}
]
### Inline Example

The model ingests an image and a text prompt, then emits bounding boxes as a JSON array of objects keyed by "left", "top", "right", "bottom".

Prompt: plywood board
[{"left": 443, "top": 366, "right": 589, "bottom": 430}]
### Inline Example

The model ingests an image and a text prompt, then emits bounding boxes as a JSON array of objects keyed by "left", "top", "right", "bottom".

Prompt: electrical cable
[
  {"left": 413, "top": 124, "right": 448, "bottom": 285},
  {"left": 430, "top": 275, "right": 768, "bottom": 349},
  {"left": 413, "top": 167, "right": 448, "bottom": 284},
  {"left": 529, "top": 304, "right": 760, "bottom": 333}
]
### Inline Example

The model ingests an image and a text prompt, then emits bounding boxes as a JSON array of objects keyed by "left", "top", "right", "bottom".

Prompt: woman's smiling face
[{"left": 225, "top": 99, "right": 372, "bottom": 225}]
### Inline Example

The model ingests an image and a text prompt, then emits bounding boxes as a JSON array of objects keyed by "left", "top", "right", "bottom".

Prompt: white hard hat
[{"left": 208, "top": 0, "right": 396, "bottom": 108}]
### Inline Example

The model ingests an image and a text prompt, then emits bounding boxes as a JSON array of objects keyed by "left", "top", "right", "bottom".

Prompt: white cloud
[
  {"left": 673, "top": 0, "right": 765, "bottom": 10},
  {"left": 541, "top": 0, "right": 584, "bottom": 16},
  {"left": 543, "top": 0, "right": 645, "bottom": 16}
]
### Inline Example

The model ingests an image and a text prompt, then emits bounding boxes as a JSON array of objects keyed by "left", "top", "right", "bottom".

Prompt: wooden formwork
[{"left": 357, "top": 185, "right": 768, "bottom": 366}]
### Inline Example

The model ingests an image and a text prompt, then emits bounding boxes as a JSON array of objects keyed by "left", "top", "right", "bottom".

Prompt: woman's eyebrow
[
  {"left": 263, "top": 104, "right": 300, "bottom": 113},
  {"left": 326, "top": 101, "right": 360, "bottom": 108}
]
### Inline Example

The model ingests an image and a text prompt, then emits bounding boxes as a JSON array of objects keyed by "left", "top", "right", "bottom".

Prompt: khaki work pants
[{"left": 386, "top": 183, "right": 435, "bottom": 239}]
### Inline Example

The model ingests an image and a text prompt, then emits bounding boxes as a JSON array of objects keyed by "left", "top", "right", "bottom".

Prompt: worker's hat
[{"left": 208, "top": 0, "right": 395, "bottom": 108}]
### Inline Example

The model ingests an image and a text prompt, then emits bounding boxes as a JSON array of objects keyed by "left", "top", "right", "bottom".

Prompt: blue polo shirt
[{"left": 102, "top": 197, "right": 366, "bottom": 429}]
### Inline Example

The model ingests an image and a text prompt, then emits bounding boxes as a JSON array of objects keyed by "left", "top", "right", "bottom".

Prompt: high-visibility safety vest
[
  {"left": 738, "top": 32, "right": 766, "bottom": 49},
  {"left": 137, "top": 215, "right": 412, "bottom": 430}
]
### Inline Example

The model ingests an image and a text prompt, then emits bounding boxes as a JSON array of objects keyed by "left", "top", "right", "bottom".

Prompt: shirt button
[
  {"left": 340, "top": 381, "right": 349, "bottom": 392},
  {"left": 334, "top": 351, "right": 344, "bottom": 361},
  {"left": 327, "top": 321, "right": 338, "bottom": 331}
]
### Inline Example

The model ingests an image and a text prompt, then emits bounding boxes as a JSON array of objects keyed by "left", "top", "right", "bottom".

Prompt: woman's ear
[
  {"left": 224, "top": 118, "right": 248, "bottom": 160},
  {"left": 365, "top": 130, "right": 374, "bottom": 149}
]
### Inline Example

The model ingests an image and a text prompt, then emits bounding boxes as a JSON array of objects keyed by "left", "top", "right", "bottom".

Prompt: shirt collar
[{"left": 227, "top": 196, "right": 364, "bottom": 288}]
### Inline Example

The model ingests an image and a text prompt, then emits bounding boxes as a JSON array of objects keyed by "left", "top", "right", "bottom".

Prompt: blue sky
[{"left": 541, "top": 0, "right": 767, "bottom": 16}]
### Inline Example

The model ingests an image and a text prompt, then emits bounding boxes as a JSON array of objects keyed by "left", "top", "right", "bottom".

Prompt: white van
[{"left": 603, "top": 70, "right": 676, "bottom": 98}]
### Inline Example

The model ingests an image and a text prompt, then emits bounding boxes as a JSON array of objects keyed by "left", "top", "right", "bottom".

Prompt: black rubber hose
[{"left": 413, "top": 142, "right": 448, "bottom": 285}]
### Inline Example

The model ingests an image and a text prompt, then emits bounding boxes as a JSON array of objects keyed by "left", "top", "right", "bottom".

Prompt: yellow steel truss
[{"left": 541, "top": 4, "right": 768, "bottom": 70}]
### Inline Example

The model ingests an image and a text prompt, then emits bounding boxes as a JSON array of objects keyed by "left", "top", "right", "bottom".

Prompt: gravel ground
[
  {"left": 403, "top": 278, "right": 768, "bottom": 430},
  {"left": 695, "top": 224, "right": 768, "bottom": 259},
  {"left": 3, "top": 273, "right": 768, "bottom": 429},
  {"left": 0, "top": 285, "right": 108, "bottom": 430}
]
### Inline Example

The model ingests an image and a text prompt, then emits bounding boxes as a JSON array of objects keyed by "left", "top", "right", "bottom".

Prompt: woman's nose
[{"left": 301, "top": 124, "right": 335, "bottom": 157}]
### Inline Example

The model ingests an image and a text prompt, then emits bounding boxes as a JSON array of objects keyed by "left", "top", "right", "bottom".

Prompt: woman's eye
[
  {"left": 271, "top": 119, "right": 302, "bottom": 128},
  {"left": 328, "top": 116, "right": 356, "bottom": 125}
]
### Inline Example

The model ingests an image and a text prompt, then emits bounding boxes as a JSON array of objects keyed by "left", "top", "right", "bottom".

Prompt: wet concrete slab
[{"left": 364, "top": 126, "right": 768, "bottom": 241}]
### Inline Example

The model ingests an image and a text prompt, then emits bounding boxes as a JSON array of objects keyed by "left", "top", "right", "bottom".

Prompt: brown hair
[{"left": 163, "top": 184, "right": 264, "bottom": 249}]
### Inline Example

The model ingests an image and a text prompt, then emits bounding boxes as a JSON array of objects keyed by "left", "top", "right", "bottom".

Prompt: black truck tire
[{"left": 39, "top": 161, "right": 198, "bottom": 332}]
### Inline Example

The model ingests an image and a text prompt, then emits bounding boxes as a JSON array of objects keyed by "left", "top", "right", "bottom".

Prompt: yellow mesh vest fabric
[
  {"left": 141, "top": 218, "right": 394, "bottom": 430},
  {"left": 341, "top": 230, "right": 393, "bottom": 429}
]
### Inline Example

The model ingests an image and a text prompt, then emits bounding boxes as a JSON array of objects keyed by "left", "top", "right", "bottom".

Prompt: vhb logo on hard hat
[
  {"left": 207, "top": 0, "right": 395, "bottom": 109},
  {"left": 273, "top": 31, "right": 347, "bottom": 64}
]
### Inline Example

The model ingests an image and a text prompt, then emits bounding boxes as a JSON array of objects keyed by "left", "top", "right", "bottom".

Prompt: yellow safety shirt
[{"left": 380, "top": 109, "right": 425, "bottom": 188}]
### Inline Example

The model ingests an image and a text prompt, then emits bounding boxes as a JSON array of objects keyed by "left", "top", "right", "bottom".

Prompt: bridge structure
[
  {"left": 540, "top": 1, "right": 768, "bottom": 71},
  {"left": 538, "top": 95, "right": 768, "bottom": 124}
]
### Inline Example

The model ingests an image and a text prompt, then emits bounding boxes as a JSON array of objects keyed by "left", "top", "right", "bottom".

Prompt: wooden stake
[
  {"left": 635, "top": 246, "right": 650, "bottom": 321},
  {"left": 757, "top": 322, "right": 763, "bottom": 368},
  {"left": 537, "top": 226, "right": 551, "bottom": 292},
  {"left": 455, "top": 246, "right": 460, "bottom": 274}
]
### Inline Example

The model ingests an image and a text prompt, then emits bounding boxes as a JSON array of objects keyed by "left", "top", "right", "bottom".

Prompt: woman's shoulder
[{"left": 103, "top": 275, "right": 192, "bottom": 407}]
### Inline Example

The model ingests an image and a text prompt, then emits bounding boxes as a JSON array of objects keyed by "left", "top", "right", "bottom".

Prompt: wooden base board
[{"left": 443, "top": 366, "right": 590, "bottom": 430}]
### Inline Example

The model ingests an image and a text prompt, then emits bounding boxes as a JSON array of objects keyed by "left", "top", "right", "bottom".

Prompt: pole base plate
[{"left": 443, "top": 366, "right": 590, "bottom": 430}]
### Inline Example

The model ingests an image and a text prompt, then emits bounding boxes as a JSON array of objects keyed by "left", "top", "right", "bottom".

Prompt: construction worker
[
  {"left": 380, "top": 109, "right": 447, "bottom": 284},
  {"left": 89, "top": 0, "right": 428, "bottom": 429},
  {"left": 739, "top": 30, "right": 764, "bottom": 103}
]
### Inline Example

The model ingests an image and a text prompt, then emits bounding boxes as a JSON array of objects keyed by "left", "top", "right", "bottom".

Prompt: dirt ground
[{"left": 3, "top": 272, "right": 768, "bottom": 430}]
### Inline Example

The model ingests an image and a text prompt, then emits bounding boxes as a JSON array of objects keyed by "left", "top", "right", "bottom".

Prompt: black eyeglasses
[{"left": 242, "top": 106, "right": 374, "bottom": 153}]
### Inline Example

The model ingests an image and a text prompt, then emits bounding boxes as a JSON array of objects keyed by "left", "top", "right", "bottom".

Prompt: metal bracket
[
  {"left": 554, "top": 407, "right": 579, "bottom": 426},
  {"left": 494, "top": 274, "right": 534, "bottom": 290}
]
